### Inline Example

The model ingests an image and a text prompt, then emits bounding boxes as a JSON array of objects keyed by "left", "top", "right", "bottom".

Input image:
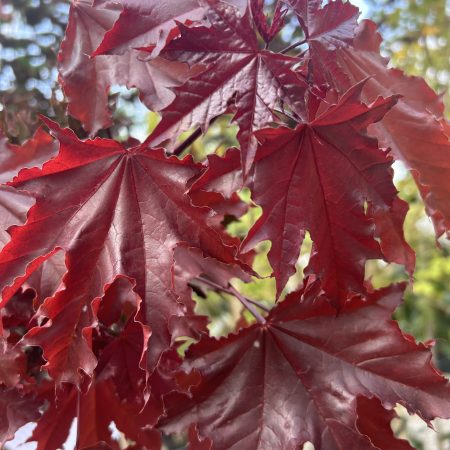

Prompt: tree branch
[
  {"left": 171, "top": 116, "right": 219, "bottom": 156},
  {"left": 280, "top": 39, "right": 307, "bottom": 54},
  {"left": 195, "top": 276, "right": 269, "bottom": 324}
]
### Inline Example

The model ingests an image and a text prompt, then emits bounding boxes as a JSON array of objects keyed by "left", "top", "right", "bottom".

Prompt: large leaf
[
  {"left": 146, "top": 0, "right": 308, "bottom": 174},
  {"left": 0, "top": 118, "right": 243, "bottom": 386},
  {"left": 241, "top": 83, "right": 413, "bottom": 298},
  {"left": 160, "top": 282, "right": 450, "bottom": 450},
  {"left": 285, "top": 2, "right": 450, "bottom": 237},
  {"left": 335, "top": 20, "right": 450, "bottom": 237}
]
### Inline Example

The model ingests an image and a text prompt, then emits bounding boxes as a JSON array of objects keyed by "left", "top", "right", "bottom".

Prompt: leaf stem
[
  {"left": 280, "top": 38, "right": 307, "bottom": 54},
  {"left": 171, "top": 116, "right": 219, "bottom": 156},
  {"left": 195, "top": 276, "right": 268, "bottom": 324},
  {"left": 172, "top": 127, "right": 204, "bottom": 156}
]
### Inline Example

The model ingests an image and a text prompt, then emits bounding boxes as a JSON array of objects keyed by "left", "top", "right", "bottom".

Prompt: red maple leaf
[
  {"left": 335, "top": 20, "right": 450, "bottom": 237},
  {"left": 197, "top": 83, "right": 414, "bottom": 298},
  {"left": 92, "top": 0, "right": 249, "bottom": 57},
  {"left": 0, "top": 388, "right": 42, "bottom": 447},
  {"left": 29, "top": 379, "right": 160, "bottom": 450},
  {"left": 146, "top": 0, "right": 308, "bottom": 175},
  {"left": 285, "top": 1, "right": 450, "bottom": 237},
  {"left": 0, "top": 1, "right": 449, "bottom": 448},
  {"left": 0, "top": 118, "right": 244, "bottom": 386},
  {"left": 59, "top": 0, "right": 195, "bottom": 135},
  {"left": 160, "top": 282, "right": 450, "bottom": 450}
]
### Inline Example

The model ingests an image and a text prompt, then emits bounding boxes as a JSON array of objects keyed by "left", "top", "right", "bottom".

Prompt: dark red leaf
[
  {"left": 172, "top": 245, "right": 251, "bottom": 307},
  {"left": 0, "top": 119, "right": 244, "bottom": 386},
  {"left": 284, "top": 5, "right": 450, "bottom": 237},
  {"left": 242, "top": 82, "right": 413, "bottom": 298},
  {"left": 0, "top": 388, "right": 42, "bottom": 447},
  {"left": 356, "top": 397, "right": 415, "bottom": 450},
  {"left": 0, "top": 339, "right": 26, "bottom": 387},
  {"left": 93, "top": 0, "right": 249, "bottom": 57},
  {"left": 160, "top": 282, "right": 450, "bottom": 450},
  {"left": 95, "top": 277, "right": 150, "bottom": 404},
  {"left": 285, "top": 0, "right": 360, "bottom": 87},
  {"left": 1, "top": 288, "right": 35, "bottom": 338},
  {"left": 334, "top": 20, "right": 450, "bottom": 237},
  {"left": 146, "top": 1, "right": 308, "bottom": 174},
  {"left": 0, "top": 127, "right": 57, "bottom": 250},
  {"left": 29, "top": 379, "right": 160, "bottom": 450},
  {"left": 0, "top": 127, "right": 58, "bottom": 184},
  {"left": 189, "top": 148, "right": 243, "bottom": 200},
  {"left": 59, "top": 0, "right": 194, "bottom": 135},
  {"left": 250, "top": 0, "right": 287, "bottom": 44}
]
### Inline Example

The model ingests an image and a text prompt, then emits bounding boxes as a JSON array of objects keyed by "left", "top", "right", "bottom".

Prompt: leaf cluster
[{"left": 0, "top": 1, "right": 450, "bottom": 449}]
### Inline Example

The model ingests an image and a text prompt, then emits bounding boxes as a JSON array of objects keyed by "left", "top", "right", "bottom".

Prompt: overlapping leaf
[
  {"left": 160, "top": 282, "right": 450, "bottom": 450},
  {"left": 284, "top": 0, "right": 360, "bottom": 87},
  {"left": 146, "top": 0, "right": 308, "bottom": 174},
  {"left": 335, "top": 20, "right": 450, "bottom": 237},
  {"left": 237, "top": 83, "right": 413, "bottom": 298},
  {"left": 0, "top": 119, "right": 244, "bottom": 386},
  {"left": 29, "top": 379, "right": 160, "bottom": 450},
  {"left": 0, "top": 127, "right": 58, "bottom": 184},
  {"left": 0, "top": 388, "right": 42, "bottom": 447},
  {"left": 0, "top": 0, "right": 449, "bottom": 448},
  {"left": 0, "top": 127, "right": 57, "bottom": 250},
  {"left": 0, "top": 338, "right": 25, "bottom": 388},
  {"left": 59, "top": 0, "right": 194, "bottom": 135},
  {"left": 93, "top": 0, "right": 249, "bottom": 57},
  {"left": 285, "top": 0, "right": 450, "bottom": 236}
]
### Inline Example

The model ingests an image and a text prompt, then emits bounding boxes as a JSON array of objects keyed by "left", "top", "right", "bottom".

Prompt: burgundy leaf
[
  {"left": 285, "top": 0, "right": 360, "bottom": 87},
  {"left": 335, "top": 20, "right": 450, "bottom": 237},
  {"left": 250, "top": 0, "right": 287, "bottom": 44},
  {"left": 0, "top": 119, "right": 244, "bottom": 386},
  {"left": 0, "top": 339, "right": 26, "bottom": 388},
  {"left": 242, "top": 82, "right": 413, "bottom": 299},
  {"left": 0, "top": 127, "right": 57, "bottom": 250},
  {"left": 146, "top": 0, "right": 308, "bottom": 175},
  {"left": 173, "top": 245, "right": 251, "bottom": 307},
  {"left": 59, "top": 0, "right": 194, "bottom": 135},
  {"left": 0, "top": 127, "right": 58, "bottom": 184},
  {"left": 160, "top": 282, "right": 450, "bottom": 450},
  {"left": 356, "top": 397, "right": 415, "bottom": 450},
  {"left": 285, "top": 6, "right": 450, "bottom": 237},
  {"left": 29, "top": 379, "right": 160, "bottom": 450},
  {"left": 93, "top": 0, "right": 249, "bottom": 57},
  {"left": 0, "top": 388, "right": 42, "bottom": 447},
  {"left": 95, "top": 277, "right": 150, "bottom": 404},
  {"left": 189, "top": 148, "right": 243, "bottom": 200}
]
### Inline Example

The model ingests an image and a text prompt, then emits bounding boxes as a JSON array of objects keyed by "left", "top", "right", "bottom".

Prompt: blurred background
[{"left": 0, "top": 0, "right": 449, "bottom": 449}]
